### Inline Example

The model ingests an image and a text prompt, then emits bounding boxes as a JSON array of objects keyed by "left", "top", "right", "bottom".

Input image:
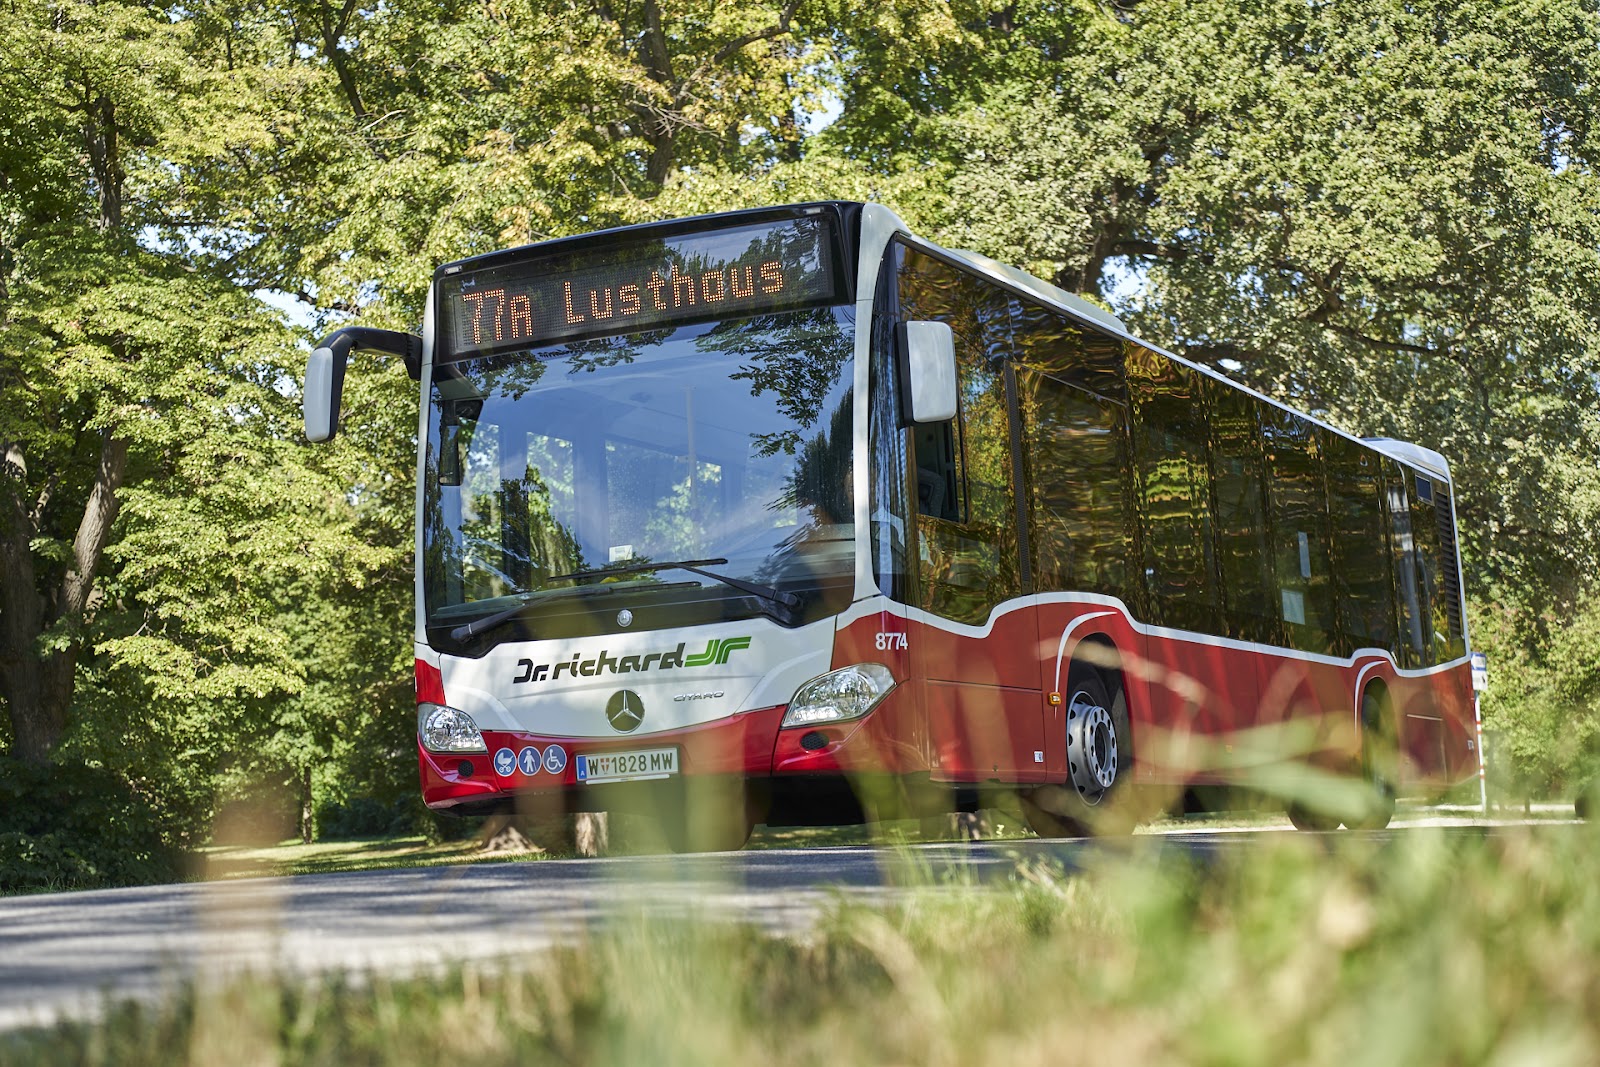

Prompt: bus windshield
[{"left": 422, "top": 305, "right": 857, "bottom": 644}]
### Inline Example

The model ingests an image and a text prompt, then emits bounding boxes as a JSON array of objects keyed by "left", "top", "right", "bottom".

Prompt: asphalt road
[{"left": 0, "top": 822, "right": 1577, "bottom": 1032}]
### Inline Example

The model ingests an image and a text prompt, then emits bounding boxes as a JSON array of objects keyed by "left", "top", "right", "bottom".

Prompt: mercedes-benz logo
[
  {"left": 606, "top": 689, "right": 645, "bottom": 733},
  {"left": 616, "top": 609, "right": 634, "bottom": 628}
]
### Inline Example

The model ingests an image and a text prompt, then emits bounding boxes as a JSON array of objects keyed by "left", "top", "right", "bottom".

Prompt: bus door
[
  {"left": 898, "top": 247, "right": 1046, "bottom": 785},
  {"left": 1007, "top": 297, "right": 1148, "bottom": 786}
]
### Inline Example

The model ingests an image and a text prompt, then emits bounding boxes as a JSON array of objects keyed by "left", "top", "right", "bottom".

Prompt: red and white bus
[{"left": 304, "top": 202, "right": 1475, "bottom": 849}]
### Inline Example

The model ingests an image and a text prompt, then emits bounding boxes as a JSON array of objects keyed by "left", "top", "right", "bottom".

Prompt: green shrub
[
  {"left": 0, "top": 758, "right": 179, "bottom": 892},
  {"left": 314, "top": 795, "right": 420, "bottom": 840}
]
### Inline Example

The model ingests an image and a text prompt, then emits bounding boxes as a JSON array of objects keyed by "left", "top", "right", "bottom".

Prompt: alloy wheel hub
[{"left": 1065, "top": 691, "right": 1116, "bottom": 804}]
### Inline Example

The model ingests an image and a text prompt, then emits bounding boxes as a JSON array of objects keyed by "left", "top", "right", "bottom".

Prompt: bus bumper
[{"left": 419, "top": 687, "right": 923, "bottom": 813}]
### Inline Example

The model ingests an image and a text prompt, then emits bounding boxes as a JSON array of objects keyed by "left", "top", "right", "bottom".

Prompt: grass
[
  {"left": 197, "top": 796, "right": 1582, "bottom": 882},
  {"left": 195, "top": 821, "right": 1003, "bottom": 880},
  {"left": 193, "top": 797, "right": 1582, "bottom": 883},
  {"left": 8, "top": 821, "right": 1600, "bottom": 1065},
  {"left": 200, "top": 835, "right": 498, "bottom": 880}
]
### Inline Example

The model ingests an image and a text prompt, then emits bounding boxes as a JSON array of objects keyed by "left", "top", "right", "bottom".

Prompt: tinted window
[
  {"left": 1383, "top": 459, "right": 1427, "bottom": 668},
  {"left": 896, "top": 247, "right": 1022, "bottom": 625},
  {"left": 869, "top": 253, "right": 911, "bottom": 600},
  {"left": 1261, "top": 410, "right": 1335, "bottom": 654},
  {"left": 1324, "top": 434, "right": 1396, "bottom": 656},
  {"left": 1206, "top": 380, "right": 1279, "bottom": 644},
  {"left": 1012, "top": 300, "right": 1134, "bottom": 600},
  {"left": 1127, "top": 346, "right": 1219, "bottom": 634},
  {"left": 1433, "top": 482, "right": 1467, "bottom": 661},
  {"left": 1408, "top": 471, "right": 1452, "bottom": 666}
]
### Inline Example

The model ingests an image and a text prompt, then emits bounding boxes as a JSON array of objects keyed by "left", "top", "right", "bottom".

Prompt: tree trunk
[
  {"left": 318, "top": 0, "right": 369, "bottom": 124},
  {"left": 0, "top": 432, "right": 127, "bottom": 762},
  {"left": 573, "top": 812, "right": 609, "bottom": 857},
  {"left": 300, "top": 767, "right": 315, "bottom": 844}
]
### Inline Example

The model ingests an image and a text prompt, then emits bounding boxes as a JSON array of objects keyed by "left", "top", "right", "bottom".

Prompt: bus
[{"left": 303, "top": 201, "right": 1476, "bottom": 850}]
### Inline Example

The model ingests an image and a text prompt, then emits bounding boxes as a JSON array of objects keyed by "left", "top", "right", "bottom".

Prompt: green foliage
[
  {"left": 0, "top": 758, "right": 179, "bottom": 891},
  {"left": 10, "top": 828, "right": 1600, "bottom": 1063},
  {"left": 313, "top": 795, "right": 421, "bottom": 840},
  {"left": 1475, "top": 597, "right": 1600, "bottom": 799},
  {"left": 928, "top": 0, "right": 1600, "bottom": 589}
]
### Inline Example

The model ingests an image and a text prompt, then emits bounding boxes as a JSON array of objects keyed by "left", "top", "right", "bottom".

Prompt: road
[{"left": 0, "top": 821, "right": 1575, "bottom": 1032}]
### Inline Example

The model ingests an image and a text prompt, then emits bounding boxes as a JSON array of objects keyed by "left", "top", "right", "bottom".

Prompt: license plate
[{"left": 576, "top": 748, "right": 678, "bottom": 784}]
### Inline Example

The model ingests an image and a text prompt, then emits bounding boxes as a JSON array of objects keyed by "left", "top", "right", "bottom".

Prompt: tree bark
[
  {"left": 82, "top": 93, "right": 123, "bottom": 232},
  {"left": 0, "top": 432, "right": 128, "bottom": 763},
  {"left": 300, "top": 767, "right": 314, "bottom": 844},
  {"left": 317, "top": 0, "right": 370, "bottom": 125}
]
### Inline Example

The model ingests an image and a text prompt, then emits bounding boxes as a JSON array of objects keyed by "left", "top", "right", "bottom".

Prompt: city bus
[{"left": 303, "top": 201, "right": 1476, "bottom": 850}]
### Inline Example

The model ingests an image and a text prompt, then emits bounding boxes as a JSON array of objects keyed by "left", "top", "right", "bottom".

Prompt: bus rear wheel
[
  {"left": 1022, "top": 663, "right": 1134, "bottom": 838},
  {"left": 1344, "top": 687, "right": 1397, "bottom": 831},
  {"left": 1286, "top": 803, "right": 1340, "bottom": 832}
]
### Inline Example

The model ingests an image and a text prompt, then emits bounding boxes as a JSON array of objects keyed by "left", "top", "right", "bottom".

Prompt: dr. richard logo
[{"left": 513, "top": 636, "right": 751, "bottom": 684}]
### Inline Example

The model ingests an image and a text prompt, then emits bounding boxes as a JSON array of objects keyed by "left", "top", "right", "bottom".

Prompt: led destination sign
[{"left": 439, "top": 216, "right": 841, "bottom": 356}]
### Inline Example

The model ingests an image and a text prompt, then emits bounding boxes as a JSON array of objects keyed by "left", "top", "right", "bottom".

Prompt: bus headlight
[
  {"left": 782, "top": 664, "right": 896, "bottom": 727},
  {"left": 418, "top": 703, "right": 488, "bottom": 753}
]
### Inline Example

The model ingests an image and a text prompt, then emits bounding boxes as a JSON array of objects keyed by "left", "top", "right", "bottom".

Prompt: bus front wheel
[
  {"left": 1022, "top": 663, "right": 1134, "bottom": 838},
  {"left": 660, "top": 776, "right": 758, "bottom": 854}
]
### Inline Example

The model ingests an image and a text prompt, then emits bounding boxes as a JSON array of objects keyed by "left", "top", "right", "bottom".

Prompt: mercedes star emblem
[
  {"left": 606, "top": 689, "right": 645, "bottom": 733},
  {"left": 616, "top": 609, "right": 634, "bottom": 627}
]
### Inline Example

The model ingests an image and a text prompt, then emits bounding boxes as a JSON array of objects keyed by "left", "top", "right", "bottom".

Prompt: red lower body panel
[{"left": 419, "top": 598, "right": 1477, "bottom": 812}]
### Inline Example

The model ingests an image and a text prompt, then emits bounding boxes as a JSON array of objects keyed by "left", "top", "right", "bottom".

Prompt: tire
[
  {"left": 1344, "top": 686, "right": 1398, "bottom": 831},
  {"left": 660, "top": 777, "right": 757, "bottom": 853},
  {"left": 1022, "top": 662, "right": 1135, "bottom": 838},
  {"left": 1287, "top": 803, "right": 1340, "bottom": 832}
]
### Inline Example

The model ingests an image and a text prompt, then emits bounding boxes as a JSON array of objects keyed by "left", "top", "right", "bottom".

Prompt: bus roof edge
[
  {"left": 1362, "top": 437, "right": 1452, "bottom": 480},
  {"left": 948, "top": 248, "right": 1128, "bottom": 336}
]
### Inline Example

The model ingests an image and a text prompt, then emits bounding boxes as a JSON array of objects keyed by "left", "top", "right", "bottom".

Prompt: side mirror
[
  {"left": 898, "top": 320, "right": 958, "bottom": 424},
  {"left": 304, "top": 343, "right": 345, "bottom": 443},
  {"left": 303, "top": 327, "right": 424, "bottom": 442}
]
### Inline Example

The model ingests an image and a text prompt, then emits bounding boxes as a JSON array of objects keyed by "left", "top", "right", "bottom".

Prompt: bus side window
[
  {"left": 1384, "top": 459, "right": 1427, "bottom": 667},
  {"left": 1407, "top": 471, "right": 1451, "bottom": 666},
  {"left": 895, "top": 247, "right": 1021, "bottom": 625},
  {"left": 1323, "top": 433, "right": 1396, "bottom": 658},
  {"left": 1261, "top": 410, "right": 1336, "bottom": 655},
  {"left": 1206, "top": 380, "right": 1279, "bottom": 645},
  {"left": 913, "top": 421, "right": 962, "bottom": 522},
  {"left": 1127, "top": 346, "right": 1220, "bottom": 635},
  {"left": 1011, "top": 298, "right": 1134, "bottom": 602},
  {"left": 1432, "top": 480, "right": 1467, "bottom": 661}
]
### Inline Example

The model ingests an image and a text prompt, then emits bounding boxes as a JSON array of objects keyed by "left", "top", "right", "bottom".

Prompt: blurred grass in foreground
[
  {"left": 10, "top": 824, "right": 1600, "bottom": 1066},
  {"left": 197, "top": 802, "right": 1570, "bottom": 881}
]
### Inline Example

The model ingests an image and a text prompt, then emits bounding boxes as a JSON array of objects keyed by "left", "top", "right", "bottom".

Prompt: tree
[
  {"left": 0, "top": 0, "right": 229, "bottom": 762},
  {"left": 0, "top": 0, "right": 401, "bottom": 790},
  {"left": 885, "top": 0, "right": 1600, "bottom": 792}
]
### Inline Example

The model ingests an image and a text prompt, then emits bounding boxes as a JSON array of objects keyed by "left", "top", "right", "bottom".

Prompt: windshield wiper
[
  {"left": 446, "top": 582, "right": 630, "bottom": 643},
  {"left": 548, "top": 557, "right": 802, "bottom": 620}
]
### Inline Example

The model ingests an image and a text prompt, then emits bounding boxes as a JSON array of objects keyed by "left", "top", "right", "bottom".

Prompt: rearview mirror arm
[{"left": 303, "top": 327, "right": 424, "bottom": 443}]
